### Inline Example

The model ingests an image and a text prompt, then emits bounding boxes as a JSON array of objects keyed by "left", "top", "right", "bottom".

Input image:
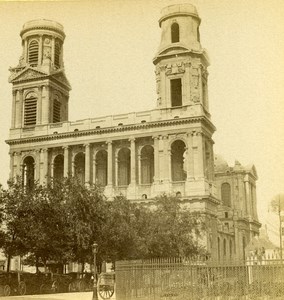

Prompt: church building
[{"left": 6, "top": 4, "right": 260, "bottom": 261}]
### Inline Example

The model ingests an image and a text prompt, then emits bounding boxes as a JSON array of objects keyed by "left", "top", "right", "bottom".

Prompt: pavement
[{"left": 0, "top": 292, "right": 93, "bottom": 300}]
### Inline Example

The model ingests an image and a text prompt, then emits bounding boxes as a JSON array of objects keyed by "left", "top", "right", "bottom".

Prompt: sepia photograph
[{"left": 0, "top": 0, "right": 283, "bottom": 299}]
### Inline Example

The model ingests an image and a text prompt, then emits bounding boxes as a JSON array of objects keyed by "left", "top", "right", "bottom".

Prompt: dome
[
  {"left": 214, "top": 154, "right": 229, "bottom": 172},
  {"left": 20, "top": 19, "right": 65, "bottom": 39},
  {"left": 159, "top": 3, "right": 200, "bottom": 26}
]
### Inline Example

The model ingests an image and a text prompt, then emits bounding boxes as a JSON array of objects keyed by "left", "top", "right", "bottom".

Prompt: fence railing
[{"left": 115, "top": 257, "right": 284, "bottom": 300}]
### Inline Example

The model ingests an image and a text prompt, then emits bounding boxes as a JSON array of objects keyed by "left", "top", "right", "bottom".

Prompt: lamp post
[{"left": 92, "top": 242, "right": 98, "bottom": 300}]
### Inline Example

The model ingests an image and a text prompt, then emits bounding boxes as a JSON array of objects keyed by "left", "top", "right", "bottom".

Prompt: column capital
[
  {"left": 152, "top": 135, "right": 159, "bottom": 141},
  {"left": 129, "top": 137, "right": 135, "bottom": 143},
  {"left": 84, "top": 143, "right": 90, "bottom": 148},
  {"left": 62, "top": 145, "right": 69, "bottom": 150},
  {"left": 40, "top": 148, "right": 48, "bottom": 153},
  {"left": 162, "top": 135, "right": 168, "bottom": 140},
  {"left": 106, "top": 140, "right": 112, "bottom": 145}
]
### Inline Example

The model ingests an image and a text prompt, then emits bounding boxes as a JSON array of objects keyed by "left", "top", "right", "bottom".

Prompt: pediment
[
  {"left": 9, "top": 67, "right": 48, "bottom": 83},
  {"left": 50, "top": 71, "right": 71, "bottom": 90}
]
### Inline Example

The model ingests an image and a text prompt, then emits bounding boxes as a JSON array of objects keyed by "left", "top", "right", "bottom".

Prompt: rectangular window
[{"left": 171, "top": 78, "right": 182, "bottom": 107}]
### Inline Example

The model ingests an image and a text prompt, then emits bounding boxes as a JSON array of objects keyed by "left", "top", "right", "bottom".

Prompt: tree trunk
[{"left": 6, "top": 254, "right": 11, "bottom": 272}]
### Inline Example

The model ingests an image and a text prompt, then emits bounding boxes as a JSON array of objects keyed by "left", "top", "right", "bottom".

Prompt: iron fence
[{"left": 115, "top": 257, "right": 284, "bottom": 300}]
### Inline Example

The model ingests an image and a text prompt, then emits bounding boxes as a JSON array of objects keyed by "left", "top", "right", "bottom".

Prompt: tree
[
  {"left": 270, "top": 193, "right": 284, "bottom": 213},
  {"left": 143, "top": 194, "right": 206, "bottom": 258}
]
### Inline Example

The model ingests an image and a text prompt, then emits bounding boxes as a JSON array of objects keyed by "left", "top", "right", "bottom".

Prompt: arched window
[
  {"left": 171, "top": 140, "right": 187, "bottom": 181},
  {"left": 53, "top": 154, "right": 64, "bottom": 181},
  {"left": 24, "top": 92, "right": 37, "bottom": 126},
  {"left": 28, "top": 40, "right": 39, "bottom": 66},
  {"left": 221, "top": 183, "right": 231, "bottom": 207},
  {"left": 171, "top": 23, "right": 179, "bottom": 43},
  {"left": 96, "top": 150, "right": 107, "bottom": 186},
  {"left": 23, "top": 156, "right": 35, "bottom": 190},
  {"left": 74, "top": 152, "right": 85, "bottom": 184},
  {"left": 140, "top": 145, "right": 154, "bottom": 184},
  {"left": 118, "top": 148, "right": 130, "bottom": 186},
  {"left": 53, "top": 98, "right": 61, "bottom": 123},
  {"left": 54, "top": 41, "right": 61, "bottom": 69}
]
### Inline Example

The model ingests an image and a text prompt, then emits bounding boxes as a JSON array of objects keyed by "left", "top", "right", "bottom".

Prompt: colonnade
[{"left": 9, "top": 131, "right": 215, "bottom": 197}]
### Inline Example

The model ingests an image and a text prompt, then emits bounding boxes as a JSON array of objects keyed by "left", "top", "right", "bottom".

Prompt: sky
[{"left": 0, "top": 0, "right": 283, "bottom": 243}]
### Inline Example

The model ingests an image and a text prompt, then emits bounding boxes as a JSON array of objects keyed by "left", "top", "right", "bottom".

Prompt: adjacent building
[{"left": 6, "top": 4, "right": 260, "bottom": 261}]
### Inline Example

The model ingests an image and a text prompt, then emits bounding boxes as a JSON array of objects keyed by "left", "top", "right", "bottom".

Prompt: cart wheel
[
  {"left": 51, "top": 280, "right": 59, "bottom": 293},
  {"left": 40, "top": 283, "right": 47, "bottom": 294},
  {"left": 68, "top": 281, "right": 76, "bottom": 292},
  {"left": 99, "top": 284, "right": 114, "bottom": 299},
  {"left": 18, "top": 281, "right": 26, "bottom": 295},
  {"left": 78, "top": 280, "right": 86, "bottom": 292},
  {"left": 3, "top": 285, "right": 11, "bottom": 296}
]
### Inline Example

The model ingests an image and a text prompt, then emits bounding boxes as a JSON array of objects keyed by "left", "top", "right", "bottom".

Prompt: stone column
[
  {"left": 42, "top": 85, "right": 50, "bottom": 124},
  {"left": 24, "top": 39, "right": 28, "bottom": 62},
  {"left": 85, "top": 143, "right": 90, "bottom": 184},
  {"left": 153, "top": 136, "right": 159, "bottom": 182},
  {"left": 51, "top": 37, "right": 55, "bottom": 65},
  {"left": 40, "top": 148, "right": 48, "bottom": 184},
  {"left": 244, "top": 176, "right": 251, "bottom": 217},
  {"left": 63, "top": 146, "right": 69, "bottom": 177},
  {"left": 195, "top": 131, "right": 205, "bottom": 179},
  {"left": 252, "top": 184, "right": 258, "bottom": 220},
  {"left": 35, "top": 149, "right": 41, "bottom": 182},
  {"left": 16, "top": 89, "right": 23, "bottom": 128},
  {"left": 184, "top": 62, "right": 191, "bottom": 105},
  {"left": 106, "top": 141, "right": 113, "bottom": 186},
  {"left": 138, "top": 152, "right": 141, "bottom": 185},
  {"left": 11, "top": 90, "right": 16, "bottom": 128},
  {"left": 37, "top": 86, "right": 43, "bottom": 124},
  {"left": 71, "top": 155, "right": 75, "bottom": 177},
  {"left": 50, "top": 162, "right": 54, "bottom": 179},
  {"left": 186, "top": 132, "right": 194, "bottom": 180},
  {"left": 9, "top": 152, "right": 14, "bottom": 180},
  {"left": 38, "top": 35, "right": 43, "bottom": 65},
  {"left": 162, "top": 135, "right": 170, "bottom": 182},
  {"left": 129, "top": 138, "right": 136, "bottom": 185},
  {"left": 93, "top": 150, "right": 97, "bottom": 184},
  {"left": 115, "top": 151, "right": 119, "bottom": 186}
]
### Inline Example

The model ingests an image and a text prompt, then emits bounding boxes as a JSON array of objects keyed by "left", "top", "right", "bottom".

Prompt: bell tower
[
  {"left": 153, "top": 4, "right": 210, "bottom": 115},
  {"left": 9, "top": 19, "right": 71, "bottom": 129}
]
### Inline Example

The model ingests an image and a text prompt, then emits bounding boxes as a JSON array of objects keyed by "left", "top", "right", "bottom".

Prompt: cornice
[
  {"left": 6, "top": 116, "right": 216, "bottom": 146},
  {"left": 20, "top": 26, "right": 65, "bottom": 39}
]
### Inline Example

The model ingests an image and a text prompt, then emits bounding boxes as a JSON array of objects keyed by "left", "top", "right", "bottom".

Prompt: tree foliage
[
  {"left": 270, "top": 193, "right": 284, "bottom": 213},
  {"left": 0, "top": 178, "right": 206, "bottom": 270}
]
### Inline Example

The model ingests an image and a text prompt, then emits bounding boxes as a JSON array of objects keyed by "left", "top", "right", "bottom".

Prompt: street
[{"left": 0, "top": 292, "right": 93, "bottom": 300}]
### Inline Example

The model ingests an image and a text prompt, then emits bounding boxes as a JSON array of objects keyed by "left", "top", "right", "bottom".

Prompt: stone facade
[{"left": 6, "top": 4, "right": 260, "bottom": 260}]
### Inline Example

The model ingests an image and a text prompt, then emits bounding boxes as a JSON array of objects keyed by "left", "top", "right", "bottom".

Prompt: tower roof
[
  {"left": 20, "top": 19, "right": 65, "bottom": 38},
  {"left": 159, "top": 3, "right": 200, "bottom": 27}
]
